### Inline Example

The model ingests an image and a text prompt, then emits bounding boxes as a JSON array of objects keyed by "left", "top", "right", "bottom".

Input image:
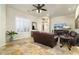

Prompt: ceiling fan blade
[
  {"left": 32, "top": 9, "right": 37, "bottom": 11},
  {"left": 41, "top": 4, "right": 45, "bottom": 7},
  {"left": 41, "top": 9, "right": 47, "bottom": 11},
  {"left": 33, "top": 5, "right": 37, "bottom": 8}
]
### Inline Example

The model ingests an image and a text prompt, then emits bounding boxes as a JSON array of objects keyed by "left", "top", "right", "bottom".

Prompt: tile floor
[{"left": 0, "top": 38, "right": 79, "bottom": 55}]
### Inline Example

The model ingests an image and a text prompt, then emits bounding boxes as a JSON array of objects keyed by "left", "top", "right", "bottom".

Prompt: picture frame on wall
[{"left": 32, "top": 22, "right": 37, "bottom": 30}]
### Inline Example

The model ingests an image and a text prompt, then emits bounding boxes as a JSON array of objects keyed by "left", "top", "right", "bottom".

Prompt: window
[{"left": 15, "top": 17, "right": 31, "bottom": 32}]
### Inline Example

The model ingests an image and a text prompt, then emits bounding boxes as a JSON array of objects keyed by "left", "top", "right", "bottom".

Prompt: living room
[{"left": 0, "top": 4, "right": 79, "bottom": 55}]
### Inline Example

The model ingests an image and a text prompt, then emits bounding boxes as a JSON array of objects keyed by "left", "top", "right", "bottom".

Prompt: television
[{"left": 54, "top": 23, "right": 70, "bottom": 30}]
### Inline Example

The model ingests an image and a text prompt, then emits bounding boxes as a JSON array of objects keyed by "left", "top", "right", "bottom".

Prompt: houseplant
[{"left": 7, "top": 31, "right": 18, "bottom": 41}]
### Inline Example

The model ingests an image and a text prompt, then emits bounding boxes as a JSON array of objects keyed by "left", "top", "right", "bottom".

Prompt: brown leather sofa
[{"left": 31, "top": 31, "right": 58, "bottom": 48}]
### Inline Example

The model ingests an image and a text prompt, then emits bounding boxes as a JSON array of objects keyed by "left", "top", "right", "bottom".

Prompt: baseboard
[{"left": 0, "top": 42, "right": 6, "bottom": 48}]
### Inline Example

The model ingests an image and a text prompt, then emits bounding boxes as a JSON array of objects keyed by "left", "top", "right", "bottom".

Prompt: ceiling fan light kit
[{"left": 36, "top": 9, "right": 42, "bottom": 13}]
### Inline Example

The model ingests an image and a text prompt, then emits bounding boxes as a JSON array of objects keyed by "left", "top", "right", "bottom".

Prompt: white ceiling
[{"left": 7, "top": 4, "right": 78, "bottom": 18}]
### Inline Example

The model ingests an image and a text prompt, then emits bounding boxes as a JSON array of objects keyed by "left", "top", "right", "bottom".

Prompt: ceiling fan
[{"left": 32, "top": 4, "right": 47, "bottom": 13}]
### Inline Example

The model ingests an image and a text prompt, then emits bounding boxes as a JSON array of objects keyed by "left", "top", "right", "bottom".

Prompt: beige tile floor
[{"left": 0, "top": 38, "right": 79, "bottom": 55}]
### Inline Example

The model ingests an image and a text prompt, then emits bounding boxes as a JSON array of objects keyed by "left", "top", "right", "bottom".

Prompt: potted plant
[{"left": 7, "top": 31, "right": 18, "bottom": 41}]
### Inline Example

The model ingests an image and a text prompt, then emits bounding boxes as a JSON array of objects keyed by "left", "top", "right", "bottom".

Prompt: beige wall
[
  {"left": 0, "top": 5, "right": 6, "bottom": 47},
  {"left": 75, "top": 5, "right": 79, "bottom": 19},
  {"left": 74, "top": 5, "right": 79, "bottom": 33},
  {"left": 6, "top": 6, "right": 37, "bottom": 40},
  {"left": 51, "top": 14, "right": 75, "bottom": 31}
]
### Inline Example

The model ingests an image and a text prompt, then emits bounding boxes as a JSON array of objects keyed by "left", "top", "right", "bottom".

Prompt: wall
[
  {"left": 32, "top": 18, "right": 43, "bottom": 31},
  {"left": 6, "top": 6, "right": 51, "bottom": 41},
  {"left": 6, "top": 6, "right": 37, "bottom": 40},
  {"left": 75, "top": 5, "right": 79, "bottom": 19},
  {"left": 51, "top": 14, "right": 75, "bottom": 31},
  {"left": 0, "top": 5, "right": 6, "bottom": 47},
  {"left": 34, "top": 17, "right": 50, "bottom": 32},
  {"left": 74, "top": 5, "right": 79, "bottom": 33}
]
